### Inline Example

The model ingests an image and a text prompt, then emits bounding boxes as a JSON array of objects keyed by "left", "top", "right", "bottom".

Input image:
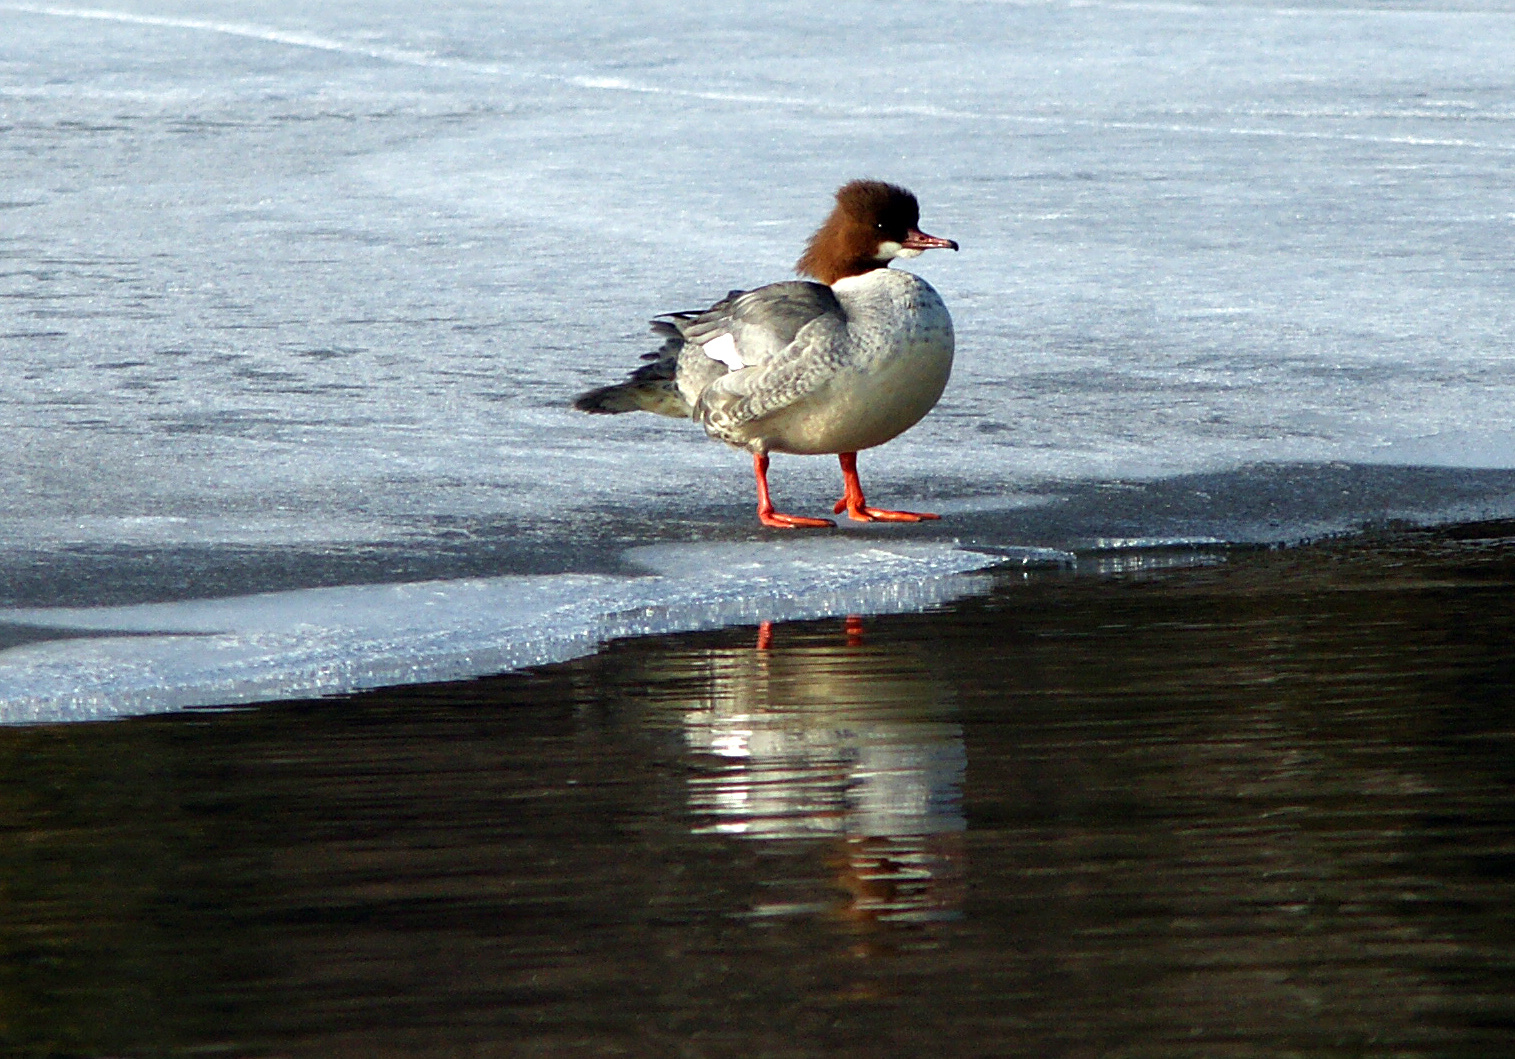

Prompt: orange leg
[
  {"left": 755, "top": 620, "right": 774, "bottom": 651},
  {"left": 832, "top": 452, "right": 941, "bottom": 522},
  {"left": 754, "top": 453, "right": 835, "bottom": 529}
]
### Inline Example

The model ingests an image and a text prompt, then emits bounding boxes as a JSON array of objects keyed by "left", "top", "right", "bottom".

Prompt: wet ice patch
[{"left": 0, "top": 540, "right": 1000, "bottom": 724}]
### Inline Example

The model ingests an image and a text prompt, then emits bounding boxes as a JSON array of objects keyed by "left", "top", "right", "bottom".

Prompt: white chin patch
[
  {"left": 701, "top": 333, "right": 745, "bottom": 370},
  {"left": 895, "top": 246, "right": 925, "bottom": 259},
  {"left": 875, "top": 240, "right": 903, "bottom": 260}
]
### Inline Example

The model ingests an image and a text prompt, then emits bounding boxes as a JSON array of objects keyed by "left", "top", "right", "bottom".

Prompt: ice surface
[
  {"left": 2, "top": 1, "right": 1513, "bottom": 719},
  {"left": 0, "top": 540, "right": 1001, "bottom": 723}
]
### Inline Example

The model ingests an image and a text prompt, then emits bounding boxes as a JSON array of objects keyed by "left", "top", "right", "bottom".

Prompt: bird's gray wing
[
  {"left": 575, "top": 282, "right": 844, "bottom": 421},
  {"left": 692, "top": 310, "right": 851, "bottom": 439},
  {"left": 673, "top": 281, "right": 843, "bottom": 369}
]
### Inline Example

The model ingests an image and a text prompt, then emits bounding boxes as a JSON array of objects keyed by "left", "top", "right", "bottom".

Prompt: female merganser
[{"left": 573, "top": 180, "right": 957, "bottom": 528}]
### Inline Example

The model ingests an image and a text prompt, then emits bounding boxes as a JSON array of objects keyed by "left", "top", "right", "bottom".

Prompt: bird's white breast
[{"left": 761, "top": 268, "right": 954, "bottom": 455}]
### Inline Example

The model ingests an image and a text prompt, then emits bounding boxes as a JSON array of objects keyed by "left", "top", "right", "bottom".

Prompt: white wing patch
[{"left": 700, "top": 333, "right": 745, "bottom": 370}]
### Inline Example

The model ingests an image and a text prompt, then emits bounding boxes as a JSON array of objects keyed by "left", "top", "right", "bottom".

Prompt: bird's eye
[{"left": 874, "top": 223, "right": 886, "bottom": 232}]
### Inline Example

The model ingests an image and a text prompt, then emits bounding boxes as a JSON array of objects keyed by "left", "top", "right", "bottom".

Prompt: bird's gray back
[{"left": 678, "top": 281, "right": 843, "bottom": 368}]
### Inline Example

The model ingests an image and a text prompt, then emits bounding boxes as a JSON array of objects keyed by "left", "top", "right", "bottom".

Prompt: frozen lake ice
[{"left": 2, "top": 0, "right": 1513, "bottom": 720}]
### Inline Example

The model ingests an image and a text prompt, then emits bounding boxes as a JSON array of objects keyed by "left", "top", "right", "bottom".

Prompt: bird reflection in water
[{"left": 673, "top": 616, "right": 966, "bottom": 951}]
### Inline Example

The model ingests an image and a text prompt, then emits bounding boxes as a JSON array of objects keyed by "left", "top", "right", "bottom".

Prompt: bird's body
[{"left": 574, "top": 180, "right": 957, "bottom": 528}]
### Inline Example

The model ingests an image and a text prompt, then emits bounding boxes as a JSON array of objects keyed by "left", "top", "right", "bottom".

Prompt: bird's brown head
[{"left": 795, "top": 180, "right": 958, "bottom": 286}]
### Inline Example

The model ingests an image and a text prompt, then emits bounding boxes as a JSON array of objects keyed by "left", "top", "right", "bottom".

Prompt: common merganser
[{"left": 573, "top": 180, "right": 957, "bottom": 528}]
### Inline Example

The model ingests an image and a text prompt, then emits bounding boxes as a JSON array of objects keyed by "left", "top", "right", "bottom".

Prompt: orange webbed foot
[
  {"left": 752, "top": 452, "right": 835, "bottom": 529},
  {"left": 831, "top": 499, "right": 940, "bottom": 522},
  {"left": 759, "top": 509, "right": 837, "bottom": 529},
  {"left": 832, "top": 452, "right": 940, "bottom": 523}
]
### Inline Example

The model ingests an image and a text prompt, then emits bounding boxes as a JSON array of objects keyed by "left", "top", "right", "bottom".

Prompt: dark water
[{"left": 2, "top": 524, "right": 1514, "bottom": 1058}]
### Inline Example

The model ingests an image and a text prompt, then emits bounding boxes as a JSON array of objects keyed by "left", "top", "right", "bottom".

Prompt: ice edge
[{"left": 0, "top": 541, "right": 1018, "bottom": 725}]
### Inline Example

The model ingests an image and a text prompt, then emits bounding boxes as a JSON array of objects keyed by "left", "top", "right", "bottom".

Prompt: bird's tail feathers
[{"left": 571, "top": 326, "right": 693, "bottom": 418}]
